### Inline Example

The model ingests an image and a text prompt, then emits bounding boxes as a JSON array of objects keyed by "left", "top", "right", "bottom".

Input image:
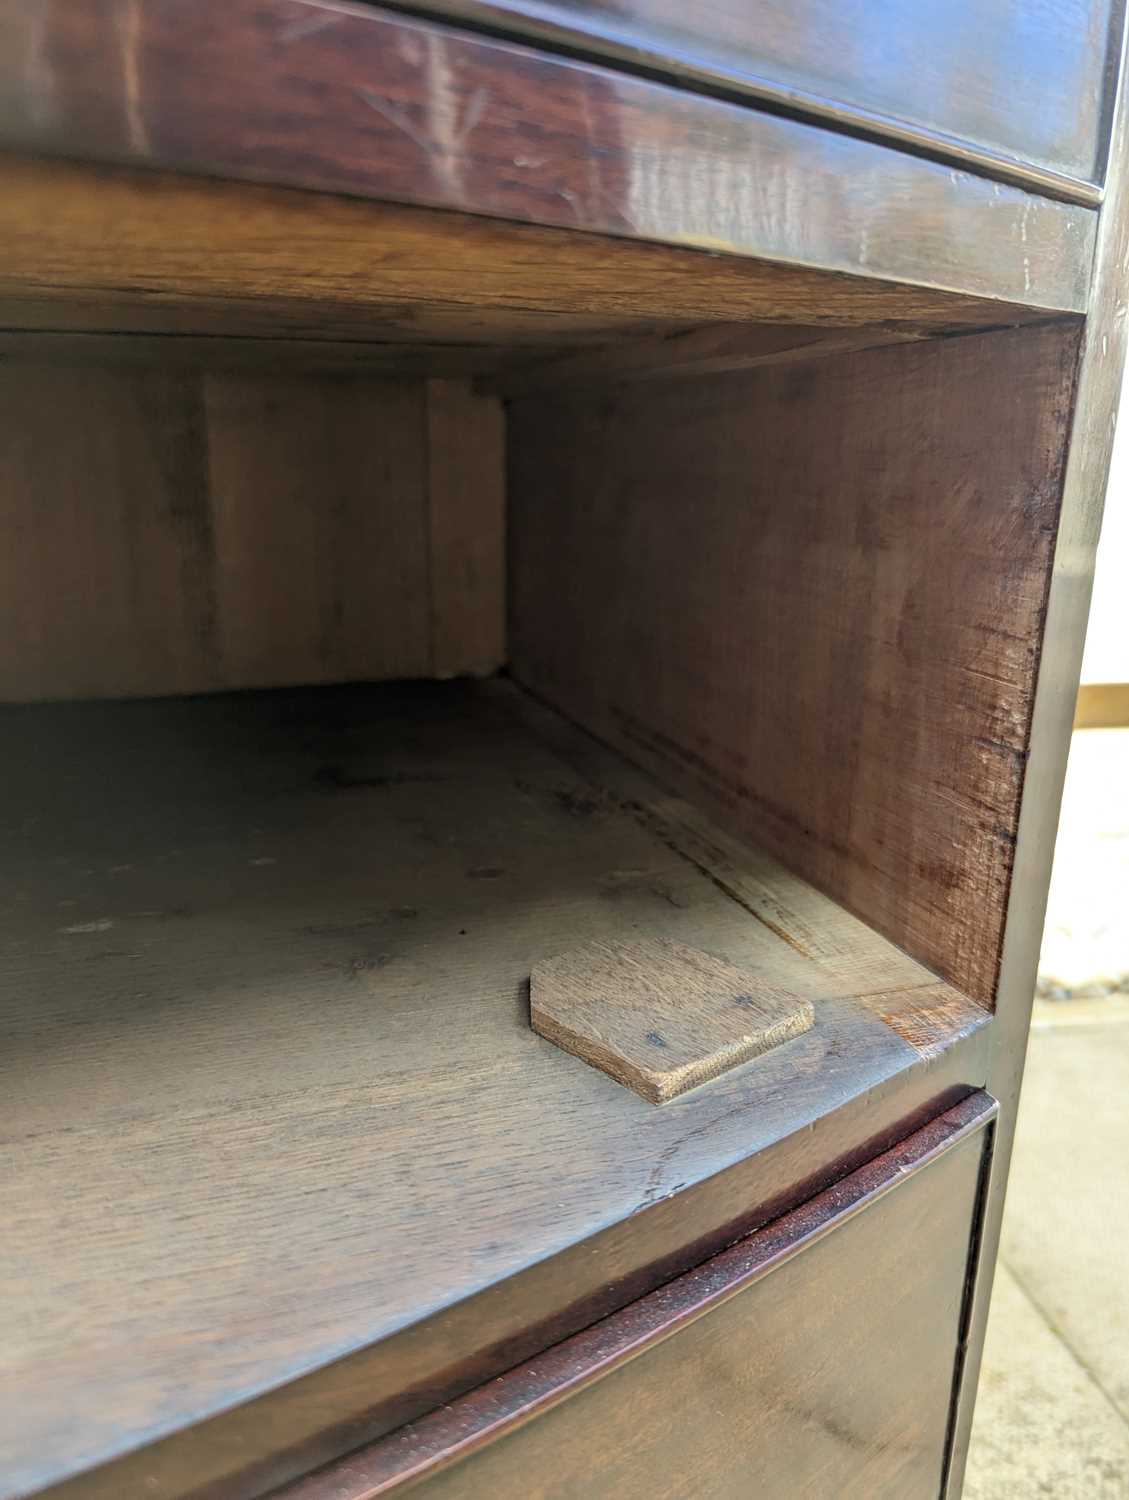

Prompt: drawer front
[
  {"left": 420, "top": 0, "right": 1120, "bottom": 194},
  {"left": 279, "top": 1092, "right": 996, "bottom": 1500}
]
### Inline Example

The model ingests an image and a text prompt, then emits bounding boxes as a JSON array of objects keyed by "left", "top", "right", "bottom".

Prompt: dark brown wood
[
  {"left": 0, "top": 363, "right": 507, "bottom": 701},
  {"left": 0, "top": 2, "right": 1097, "bottom": 313},
  {"left": 943, "top": 25, "right": 1129, "bottom": 1495},
  {"left": 530, "top": 936, "right": 815, "bottom": 1101},
  {"left": 0, "top": 679, "right": 990, "bottom": 1500},
  {"left": 270, "top": 1092, "right": 998, "bottom": 1499},
  {"left": 484, "top": 320, "right": 930, "bottom": 397},
  {"left": 509, "top": 320, "right": 1081, "bottom": 1005},
  {"left": 0, "top": 155, "right": 1073, "bottom": 355},
  {"left": 418, "top": 0, "right": 1120, "bottom": 196},
  {"left": 0, "top": 330, "right": 542, "bottom": 378}
]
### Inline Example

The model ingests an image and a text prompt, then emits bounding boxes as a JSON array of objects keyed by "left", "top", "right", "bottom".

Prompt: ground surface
[{"left": 965, "top": 730, "right": 1129, "bottom": 1498}]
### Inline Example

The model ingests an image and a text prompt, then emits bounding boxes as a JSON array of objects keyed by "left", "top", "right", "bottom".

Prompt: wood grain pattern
[
  {"left": 0, "top": 363, "right": 505, "bottom": 701},
  {"left": 0, "top": 2, "right": 1097, "bottom": 313},
  {"left": 203, "top": 373, "right": 432, "bottom": 692},
  {"left": 272, "top": 1092, "right": 997, "bottom": 1499},
  {"left": 505, "top": 684, "right": 991, "bottom": 1059},
  {"left": 426, "top": 380, "right": 507, "bottom": 678},
  {"left": 484, "top": 320, "right": 929, "bottom": 397},
  {"left": 420, "top": 0, "right": 1119, "bottom": 194},
  {"left": 0, "top": 330, "right": 551, "bottom": 378},
  {"left": 0, "top": 680, "right": 989, "bottom": 1500},
  {"left": 0, "top": 154, "right": 1075, "bottom": 345},
  {"left": 509, "top": 321, "right": 1081, "bottom": 1005},
  {"left": 530, "top": 936, "right": 814, "bottom": 1101}
]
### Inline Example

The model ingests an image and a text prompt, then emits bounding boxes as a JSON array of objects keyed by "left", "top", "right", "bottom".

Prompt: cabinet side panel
[{"left": 509, "top": 322, "right": 1081, "bottom": 1003}]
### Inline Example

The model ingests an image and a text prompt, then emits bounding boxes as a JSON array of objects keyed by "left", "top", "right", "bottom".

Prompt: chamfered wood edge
[
  {"left": 270, "top": 1091, "right": 999, "bottom": 1499},
  {"left": 0, "top": 0, "right": 1097, "bottom": 313},
  {"left": 493, "top": 676, "right": 992, "bottom": 1061}
]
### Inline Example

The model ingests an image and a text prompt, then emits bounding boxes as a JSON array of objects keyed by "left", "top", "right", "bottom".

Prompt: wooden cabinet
[{"left": 0, "top": 4, "right": 1124, "bottom": 1498}]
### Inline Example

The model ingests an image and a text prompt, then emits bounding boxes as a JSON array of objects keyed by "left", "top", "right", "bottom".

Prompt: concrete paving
[
  {"left": 965, "top": 1009, "right": 1129, "bottom": 1498},
  {"left": 965, "top": 728, "right": 1129, "bottom": 1497}
]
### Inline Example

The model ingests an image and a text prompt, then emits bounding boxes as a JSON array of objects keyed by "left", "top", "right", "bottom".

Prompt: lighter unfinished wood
[
  {"left": 531, "top": 937, "right": 814, "bottom": 1102},
  {"left": 426, "top": 380, "right": 506, "bottom": 678},
  {"left": 0, "top": 364, "right": 506, "bottom": 701}
]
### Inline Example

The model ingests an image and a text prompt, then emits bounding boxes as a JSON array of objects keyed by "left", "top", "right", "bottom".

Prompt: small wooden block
[{"left": 530, "top": 937, "right": 815, "bottom": 1104}]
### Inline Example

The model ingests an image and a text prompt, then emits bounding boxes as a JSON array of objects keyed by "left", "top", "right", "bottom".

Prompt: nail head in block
[{"left": 530, "top": 937, "right": 815, "bottom": 1103}]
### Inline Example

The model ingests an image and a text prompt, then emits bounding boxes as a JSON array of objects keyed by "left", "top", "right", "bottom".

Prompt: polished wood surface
[
  {"left": 423, "top": 0, "right": 1121, "bottom": 197},
  {"left": 273, "top": 1093, "right": 997, "bottom": 1498},
  {"left": 530, "top": 936, "right": 814, "bottom": 1102},
  {"left": 507, "top": 684, "right": 991, "bottom": 1060},
  {"left": 510, "top": 320, "right": 1080, "bottom": 1006},
  {"left": 0, "top": 364, "right": 504, "bottom": 701},
  {"left": 0, "top": 680, "right": 990, "bottom": 1500},
  {"left": 0, "top": 3, "right": 1097, "bottom": 313},
  {"left": 0, "top": 156, "right": 1067, "bottom": 356}
]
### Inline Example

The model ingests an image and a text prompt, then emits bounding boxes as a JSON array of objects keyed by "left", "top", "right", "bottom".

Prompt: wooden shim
[{"left": 531, "top": 937, "right": 815, "bottom": 1102}]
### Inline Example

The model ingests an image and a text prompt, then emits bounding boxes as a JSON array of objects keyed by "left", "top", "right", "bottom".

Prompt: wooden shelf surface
[{"left": 0, "top": 679, "right": 988, "bottom": 1500}]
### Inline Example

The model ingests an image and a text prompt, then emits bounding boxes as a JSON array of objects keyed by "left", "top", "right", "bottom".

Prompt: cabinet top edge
[{"left": 0, "top": 0, "right": 1099, "bottom": 315}]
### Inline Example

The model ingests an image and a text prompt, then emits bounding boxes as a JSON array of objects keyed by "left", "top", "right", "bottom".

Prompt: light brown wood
[
  {"left": 1074, "top": 682, "right": 1129, "bottom": 727},
  {"left": 0, "top": 363, "right": 506, "bottom": 701},
  {"left": 509, "top": 321, "right": 1081, "bottom": 1004},
  {"left": 0, "top": 678, "right": 987, "bottom": 1500},
  {"left": 530, "top": 936, "right": 815, "bottom": 1102},
  {"left": 202, "top": 372, "right": 431, "bottom": 692},
  {"left": 0, "top": 155, "right": 1077, "bottom": 348},
  {"left": 426, "top": 380, "right": 507, "bottom": 678},
  {"left": 506, "top": 688, "right": 991, "bottom": 1058}
]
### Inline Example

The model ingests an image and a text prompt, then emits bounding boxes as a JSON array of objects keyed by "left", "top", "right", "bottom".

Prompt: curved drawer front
[
  {"left": 417, "top": 0, "right": 1122, "bottom": 197},
  {"left": 0, "top": 2, "right": 1098, "bottom": 312},
  {"left": 279, "top": 1091, "right": 997, "bottom": 1500}
]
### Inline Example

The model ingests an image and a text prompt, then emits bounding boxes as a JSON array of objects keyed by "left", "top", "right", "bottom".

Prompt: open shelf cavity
[{"left": 1, "top": 677, "right": 987, "bottom": 1500}]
